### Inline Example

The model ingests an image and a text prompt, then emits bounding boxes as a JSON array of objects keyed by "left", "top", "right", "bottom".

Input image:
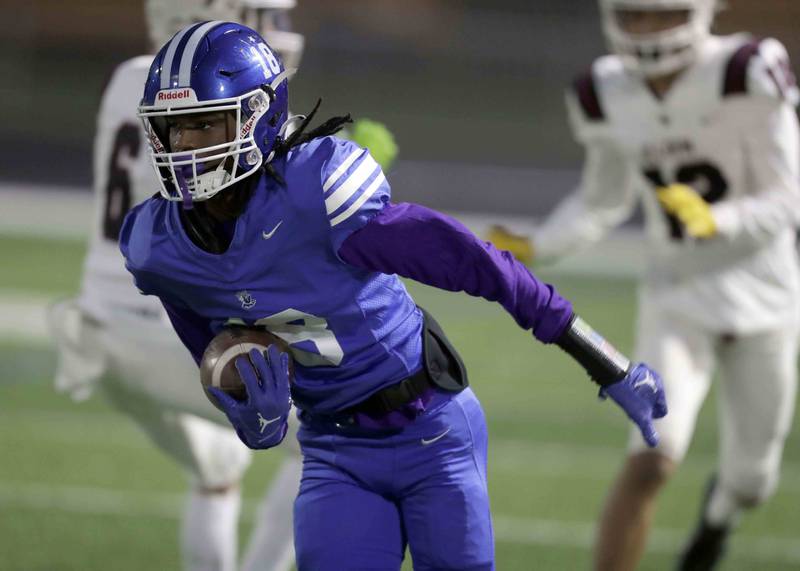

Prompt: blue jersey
[{"left": 121, "top": 137, "right": 423, "bottom": 413}]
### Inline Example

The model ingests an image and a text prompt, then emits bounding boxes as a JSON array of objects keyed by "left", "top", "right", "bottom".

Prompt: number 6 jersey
[
  {"left": 534, "top": 34, "right": 800, "bottom": 334},
  {"left": 79, "top": 56, "right": 165, "bottom": 323}
]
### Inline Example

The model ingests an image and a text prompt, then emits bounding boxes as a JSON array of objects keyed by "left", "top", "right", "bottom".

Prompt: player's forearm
[
  {"left": 535, "top": 145, "right": 634, "bottom": 262},
  {"left": 532, "top": 193, "right": 618, "bottom": 264},
  {"left": 338, "top": 202, "right": 573, "bottom": 343},
  {"left": 554, "top": 314, "right": 631, "bottom": 386},
  {"left": 712, "top": 185, "right": 800, "bottom": 242},
  {"left": 716, "top": 103, "right": 800, "bottom": 242}
]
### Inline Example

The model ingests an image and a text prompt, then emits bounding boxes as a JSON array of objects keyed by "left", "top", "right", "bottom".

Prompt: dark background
[{"left": 2, "top": 0, "right": 798, "bottom": 214}]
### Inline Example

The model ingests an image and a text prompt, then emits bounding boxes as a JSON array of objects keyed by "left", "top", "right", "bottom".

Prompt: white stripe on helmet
[
  {"left": 159, "top": 23, "right": 198, "bottom": 90},
  {"left": 177, "top": 21, "right": 225, "bottom": 88}
]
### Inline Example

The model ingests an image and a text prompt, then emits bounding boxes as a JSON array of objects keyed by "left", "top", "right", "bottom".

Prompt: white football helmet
[
  {"left": 239, "top": 0, "right": 305, "bottom": 70},
  {"left": 145, "top": 0, "right": 304, "bottom": 69},
  {"left": 599, "top": 0, "right": 717, "bottom": 77},
  {"left": 145, "top": 0, "right": 241, "bottom": 49}
]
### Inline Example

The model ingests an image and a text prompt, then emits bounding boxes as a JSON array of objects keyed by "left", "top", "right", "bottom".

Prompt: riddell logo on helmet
[{"left": 157, "top": 89, "right": 192, "bottom": 101}]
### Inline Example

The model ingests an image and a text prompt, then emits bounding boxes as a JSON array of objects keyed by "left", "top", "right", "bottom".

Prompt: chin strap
[
  {"left": 280, "top": 114, "right": 306, "bottom": 139},
  {"left": 270, "top": 67, "right": 296, "bottom": 92},
  {"left": 175, "top": 164, "right": 194, "bottom": 211},
  {"left": 175, "top": 160, "right": 231, "bottom": 209}
]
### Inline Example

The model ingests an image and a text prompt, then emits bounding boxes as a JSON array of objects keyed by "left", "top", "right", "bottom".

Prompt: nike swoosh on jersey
[
  {"left": 262, "top": 220, "right": 283, "bottom": 239},
  {"left": 421, "top": 427, "right": 451, "bottom": 446}
]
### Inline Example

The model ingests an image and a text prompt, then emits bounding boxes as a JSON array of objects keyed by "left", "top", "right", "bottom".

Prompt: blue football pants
[{"left": 294, "top": 388, "right": 494, "bottom": 571}]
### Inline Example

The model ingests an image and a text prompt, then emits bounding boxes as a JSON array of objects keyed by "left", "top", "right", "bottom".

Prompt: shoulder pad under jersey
[
  {"left": 570, "top": 63, "right": 606, "bottom": 123},
  {"left": 286, "top": 135, "right": 389, "bottom": 226},
  {"left": 118, "top": 196, "right": 168, "bottom": 281},
  {"left": 566, "top": 56, "right": 625, "bottom": 142},
  {"left": 723, "top": 37, "right": 798, "bottom": 105},
  {"left": 99, "top": 56, "right": 154, "bottom": 119}
]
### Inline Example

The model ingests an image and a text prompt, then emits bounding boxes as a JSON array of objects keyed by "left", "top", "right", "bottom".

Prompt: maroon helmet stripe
[
  {"left": 723, "top": 39, "right": 762, "bottom": 97},
  {"left": 573, "top": 69, "right": 605, "bottom": 121}
]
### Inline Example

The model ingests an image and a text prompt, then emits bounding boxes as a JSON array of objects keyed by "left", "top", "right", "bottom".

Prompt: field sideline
[
  {"left": 0, "top": 183, "right": 647, "bottom": 277},
  {"left": 1, "top": 229, "right": 798, "bottom": 569}
]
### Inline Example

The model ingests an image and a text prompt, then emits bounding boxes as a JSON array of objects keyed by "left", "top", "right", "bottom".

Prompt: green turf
[
  {"left": 1, "top": 236, "right": 798, "bottom": 570},
  {"left": 0, "top": 235, "right": 86, "bottom": 294}
]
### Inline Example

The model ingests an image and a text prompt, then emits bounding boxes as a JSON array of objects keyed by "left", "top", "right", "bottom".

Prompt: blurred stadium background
[{"left": 1, "top": 1, "right": 798, "bottom": 569}]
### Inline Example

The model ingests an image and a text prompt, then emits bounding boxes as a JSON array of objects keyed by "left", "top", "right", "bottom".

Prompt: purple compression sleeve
[{"left": 338, "top": 202, "right": 573, "bottom": 343}]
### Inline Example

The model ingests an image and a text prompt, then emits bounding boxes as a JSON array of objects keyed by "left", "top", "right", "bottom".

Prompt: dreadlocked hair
[
  {"left": 279, "top": 98, "right": 352, "bottom": 152},
  {"left": 264, "top": 98, "right": 352, "bottom": 185}
]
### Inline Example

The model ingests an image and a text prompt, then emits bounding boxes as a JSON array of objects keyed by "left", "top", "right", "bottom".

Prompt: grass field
[{"left": 0, "top": 235, "right": 798, "bottom": 570}]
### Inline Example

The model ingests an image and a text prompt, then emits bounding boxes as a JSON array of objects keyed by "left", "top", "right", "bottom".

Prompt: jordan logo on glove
[
  {"left": 633, "top": 372, "right": 658, "bottom": 393},
  {"left": 257, "top": 412, "right": 281, "bottom": 433}
]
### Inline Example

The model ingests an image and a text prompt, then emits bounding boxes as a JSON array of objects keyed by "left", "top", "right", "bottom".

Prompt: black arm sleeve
[{"left": 555, "top": 314, "right": 631, "bottom": 386}]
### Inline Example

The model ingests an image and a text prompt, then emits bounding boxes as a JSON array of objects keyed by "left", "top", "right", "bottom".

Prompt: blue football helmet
[{"left": 139, "top": 21, "right": 293, "bottom": 204}]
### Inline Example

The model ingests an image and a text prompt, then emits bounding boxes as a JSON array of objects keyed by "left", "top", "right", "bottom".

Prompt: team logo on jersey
[
  {"left": 236, "top": 290, "right": 257, "bottom": 310},
  {"left": 642, "top": 139, "right": 694, "bottom": 164}
]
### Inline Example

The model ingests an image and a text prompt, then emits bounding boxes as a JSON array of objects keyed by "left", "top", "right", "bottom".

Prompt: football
[{"left": 199, "top": 326, "right": 292, "bottom": 410}]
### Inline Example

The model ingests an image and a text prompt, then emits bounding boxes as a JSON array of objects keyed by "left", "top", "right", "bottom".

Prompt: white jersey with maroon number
[
  {"left": 535, "top": 34, "right": 800, "bottom": 334},
  {"left": 78, "top": 56, "right": 165, "bottom": 323}
]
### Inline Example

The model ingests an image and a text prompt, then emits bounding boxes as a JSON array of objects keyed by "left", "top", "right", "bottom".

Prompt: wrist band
[{"left": 556, "top": 314, "right": 631, "bottom": 386}]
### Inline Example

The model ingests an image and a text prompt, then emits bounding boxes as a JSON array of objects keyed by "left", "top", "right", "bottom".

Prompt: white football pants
[
  {"left": 49, "top": 299, "right": 251, "bottom": 487},
  {"left": 629, "top": 296, "right": 798, "bottom": 504},
  {"left": 49, "top": 299, "right": 301, "bottom": 571}
]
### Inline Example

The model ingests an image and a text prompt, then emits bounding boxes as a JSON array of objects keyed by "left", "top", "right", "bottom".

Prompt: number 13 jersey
[{"left": 535, "top": 34, "right": 800, "bottom": 334}]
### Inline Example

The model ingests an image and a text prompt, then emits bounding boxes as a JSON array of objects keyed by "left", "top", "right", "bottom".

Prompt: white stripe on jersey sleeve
[
  {"left": 322, "top": 148, "right": 362, "bottom": 192},
  {"left": 324, "top": 154, "right": 380, "bottom": 216},
  {"left": 330, "top": 172, "right": 386, "bottom": 227}
]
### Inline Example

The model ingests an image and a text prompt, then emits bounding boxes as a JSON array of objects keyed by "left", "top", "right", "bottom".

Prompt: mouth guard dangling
[{"left": 175, "top": 166, "right": 194, "bottom": 210}]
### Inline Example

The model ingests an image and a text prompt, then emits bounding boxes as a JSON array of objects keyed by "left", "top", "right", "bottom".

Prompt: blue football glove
[
  {"left": 208, "top": 345, "right": 292, "bottom": 450},
  {"left": 600, "top": 363, "right": 668, "bottom": 447}
]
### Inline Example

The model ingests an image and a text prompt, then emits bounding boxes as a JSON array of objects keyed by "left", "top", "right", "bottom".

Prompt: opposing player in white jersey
[
  {"left": 489, "top": 1, "right": 799, "bottom": 569},
  {"left": 50, "top": 2, "right": 304, "bottom": 570}
]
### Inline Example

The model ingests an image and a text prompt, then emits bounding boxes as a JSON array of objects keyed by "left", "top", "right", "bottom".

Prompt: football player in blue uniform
[{"left": 121, "top": 21, "right": 668, "bottom": 571}]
